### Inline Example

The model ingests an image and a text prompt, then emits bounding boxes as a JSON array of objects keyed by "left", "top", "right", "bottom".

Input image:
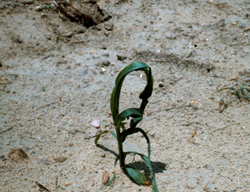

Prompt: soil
[{"left": 0, "top": 0, "right": 250, "bottom": 191}]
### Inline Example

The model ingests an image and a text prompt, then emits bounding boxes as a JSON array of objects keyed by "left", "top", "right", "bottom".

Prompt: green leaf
[
  {"left": 94, "top": 130, "right": 110, "bottom": 145},
  {"left": 110, "top": 131, "right": 117, "bottom": 140},
  {"left": 114, "top": 108, "right": 143, "bottom": 129},
  {"left": 124, "top": 151, "right": 159, "bottom": 192},
  {"left": 125, "top": 166, "right": 151, "bottom": 186},
  {"left": 205, "top": 65, "right": 211, "bottom": 70},
  {"left": 121, "top": 128, "right": 150, "bottom": 158},
  {"left": 114, "top": 155, "right": 119, "bottom": 167},
  {"left": 111, "top": 62, "right": 153, "bottom": 122},
  {"left": 42, "top": 86, "right": 45, "bottom": 92}
]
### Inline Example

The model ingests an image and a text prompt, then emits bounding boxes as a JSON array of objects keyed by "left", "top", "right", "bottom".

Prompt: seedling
[
  {"left": 218, "top": 83, "right": 250, "bottom": 112},
  {"left": 95, "top": 62, "right": 158, "bottom": 191}
]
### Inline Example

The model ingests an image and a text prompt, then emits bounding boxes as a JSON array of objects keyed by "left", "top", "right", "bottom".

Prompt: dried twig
[
  {"left": 35, "top": 181, "right": 51, "bottom": 192},
  {"left": 55, "top": 176, "right": 58, "bottom": 190},
  {"left": 0, "top": 127, "right": 13, "bottom": 134},
  {"left": 188, "top": 127, "right": 198, "bottom": 141}
]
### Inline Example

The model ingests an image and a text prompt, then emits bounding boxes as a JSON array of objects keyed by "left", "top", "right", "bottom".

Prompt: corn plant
[{"left": 95, "top": 62, "right": 158, "bottom": 191}]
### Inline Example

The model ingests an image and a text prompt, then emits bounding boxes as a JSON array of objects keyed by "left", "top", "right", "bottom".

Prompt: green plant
[
  {"left": 218, "top": 83, "right": 250, "bottom": 112},
  {"left": 95, "top": 62, "right": 158, "bottom": 191}
]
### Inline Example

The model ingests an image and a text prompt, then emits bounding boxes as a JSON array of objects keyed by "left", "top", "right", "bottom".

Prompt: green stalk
[{"left": 115, "top": 126, "right": 125, "bottom": 167}]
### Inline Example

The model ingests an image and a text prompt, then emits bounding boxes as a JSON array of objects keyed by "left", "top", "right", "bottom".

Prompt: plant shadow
[
  {"left": 96, "top": 144, "right": 118, "bottom": 157},
  {"left": 125, "top": 161, "right": 168, "bottom": 182},
  {"left": 96, "top": 144, "right": 168, "bottom": 185}
]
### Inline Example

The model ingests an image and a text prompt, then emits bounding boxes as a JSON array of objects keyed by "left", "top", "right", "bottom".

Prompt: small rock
[
  {"left": 101, "top": 154, "right": 106, "bottom": 158},
  {"left": 35, "top": 5, "right": 47, "bottom": 12},
  {"left": 65, "top": 182, "right": 71, "bottom": 186},
  {"left": 75, "top": 26, "right": 87, "bottom": 34},
  {"left": 159, "top": 82, "right": 164, "bottom": 87},
  {"left": 245, "top": 78, "right": 250, "bottom": 82},
  {"left": 230, "top": 77, "right": 238, "bottom": 81},
  {"left": 57, "top": 59, "right": 67, "bottom": 65},
  {"left": 84, "top": 134, "right": 91, "bottom": 139},
  {"left": 99, "top": 68, "right": 106, "bottom": 74},
  {"left": 102, "top": 170, "right": 110, "bottom": 185},
  {"left": 91, "top": 120, "right": 100, "bottom": 128},
  {"left": 117, "top": 55, "right": 127, "bottom": 61},
  {"left": 68, "top": 129, "right": 76, "bottom": 134},
  {"left": 166, "top": 32, "right": 176, "bottom": 39},
  {"left": 104, "top": 31, "right": 110, "bottom": 37},
  {"left": 8, "top": 147, "right": 29, "bottom": 162},
  {"left": 66, "top": 65, "right": 71, "bottom": 70},
  {"left": 79, "top": 130, "right": 85, "bottom": 134},
  {"left": 79, "top": 69, "right": 88, "bottom": 76},
  {"left": 102, "top": 60, "right": 110, "bottom": 66},
  {"left": 37, "top": 158, "right": 50, "bottom": 165},
  {"left": 69, "top": 143, "right": 73, "bottom": 147},
  {"left": 232, "top": 21, "right": 237, "bottom": 25},
  {"left": 11, "top": 34, "right": 23, "bottom": 43},
  {"left": 239, "top": 23, "right": 246, "bottom": 28},
  {"left": 62, "top": 32, "right": 73, "bottom": 38},
  {"left": 190, "top": 101, "right": 203, "bottom": 109},
  {"left": 104, "top": 23, "right": 114, "bottom": 31},
  {"left": 53, "top": 156, "right": 67, "bottom": 163},
  {"left": 21, "top": 0, "right": 34, "bottom": 4},
  {"left": 0, "top": 155, "right": 5, "bottom": 158},
  {"left": 102, "top": 53, "right": 109, "bottom": 57}
]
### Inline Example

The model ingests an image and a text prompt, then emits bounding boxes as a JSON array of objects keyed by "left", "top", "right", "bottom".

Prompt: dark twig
[
  {"left": 35, "top": 181, "right": 51, "bottom": 192},
  {"left": 0, "top": 127, "right": 13, "bottom": 134}
]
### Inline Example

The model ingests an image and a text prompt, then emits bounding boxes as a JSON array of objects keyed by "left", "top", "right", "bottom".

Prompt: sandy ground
[{"left": 0, "top": 0, "right": 250, "bottom": 191}]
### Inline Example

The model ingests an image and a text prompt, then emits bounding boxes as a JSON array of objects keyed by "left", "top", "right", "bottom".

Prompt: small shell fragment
[
  {"left": 65, "top": 182, "right": 71, "bottom": 186},
  {"left": 190, "top": 101, "right": 203, "bottom": 109},
  {"left": 166, "top": 32, "right": 176, "bottom": 39},
  {"left": 102, "top": 170, "right": 110, "bottom": 185},
  {"left": 91, "top": 120, "right": 100, "bottom": 128}
]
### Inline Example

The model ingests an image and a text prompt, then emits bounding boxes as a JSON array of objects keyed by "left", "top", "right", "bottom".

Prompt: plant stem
[{"left": 116, "top": 127, "right": 125, "bottom": 167}]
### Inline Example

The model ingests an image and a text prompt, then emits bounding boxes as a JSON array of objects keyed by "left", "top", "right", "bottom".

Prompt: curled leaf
[
  {"left": 94, "top": 130, "right": 109, "bottom": 145},
  {"left": 125, "top": 166, "right": 151, "bottom": 186}
]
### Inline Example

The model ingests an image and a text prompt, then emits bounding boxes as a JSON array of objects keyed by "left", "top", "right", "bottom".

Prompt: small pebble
[
  {"left": 117, "top": 55, "right": 127, "bottom": 61},
  {"left": 75, "top": 26, "right": 86, "bottom": 34},
  {"left": 101, "top": 154, "right": 106, "bottom": 158},
  {"left": 84, "top": 134, "right": 91, "bottom": 139},
  {"left": 69, "top": 143, "right": 73, "bottom": 147},
  {"left": 35, "top": 5, "right": 47, "bottom": 12},
  {"left": 53, "top": 156, "right": 67, "bottom": 163},
  {"left": 166, "top": 32, "right": 176, "bottom": 39},
  {"left": 104, "top": 23, "right": 114, "bottom": 31},
  {"left": 190, "top": 101, "right": 203, "bottom": 109},
  {"left": 91, "top": 120, "right": 100, "bottom": 128},
  {"left": 102, "top": 170, "right": 110, "bottom": 185},
  {"left": 57, "top": 59, "right": 67, "bottom": 65},
  {"left": 99, "top": 68, "right": 106, "bottom": 74},
  {"left": 68, "top": 129, "right": 76, "bottom": 134},
  {"left": 37, "top": 158, "right": 50, "bottom": 165},
  {"left": 230, "top": 77, "right": 238, "bottom": 80},
  {"left": 102, "top": 60, "right": 110, "bottom": 66},
  {"left": 79, "top": 130, "right": 85, "bottom": 134},
  {"left": 245, "top": 78, "right": 250, "bottom": 82},
  {"left": 159, "top": 83, "right": 164, "bottom": 87},
  {"left": 62, "top": 32, "right": 73, "bottom": 38},
  {"left": 21, "top": 0, "right": 34, "bottom": 4},
  {"left": 65, "top": 182, "right": 71, "bottom": 186}
]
